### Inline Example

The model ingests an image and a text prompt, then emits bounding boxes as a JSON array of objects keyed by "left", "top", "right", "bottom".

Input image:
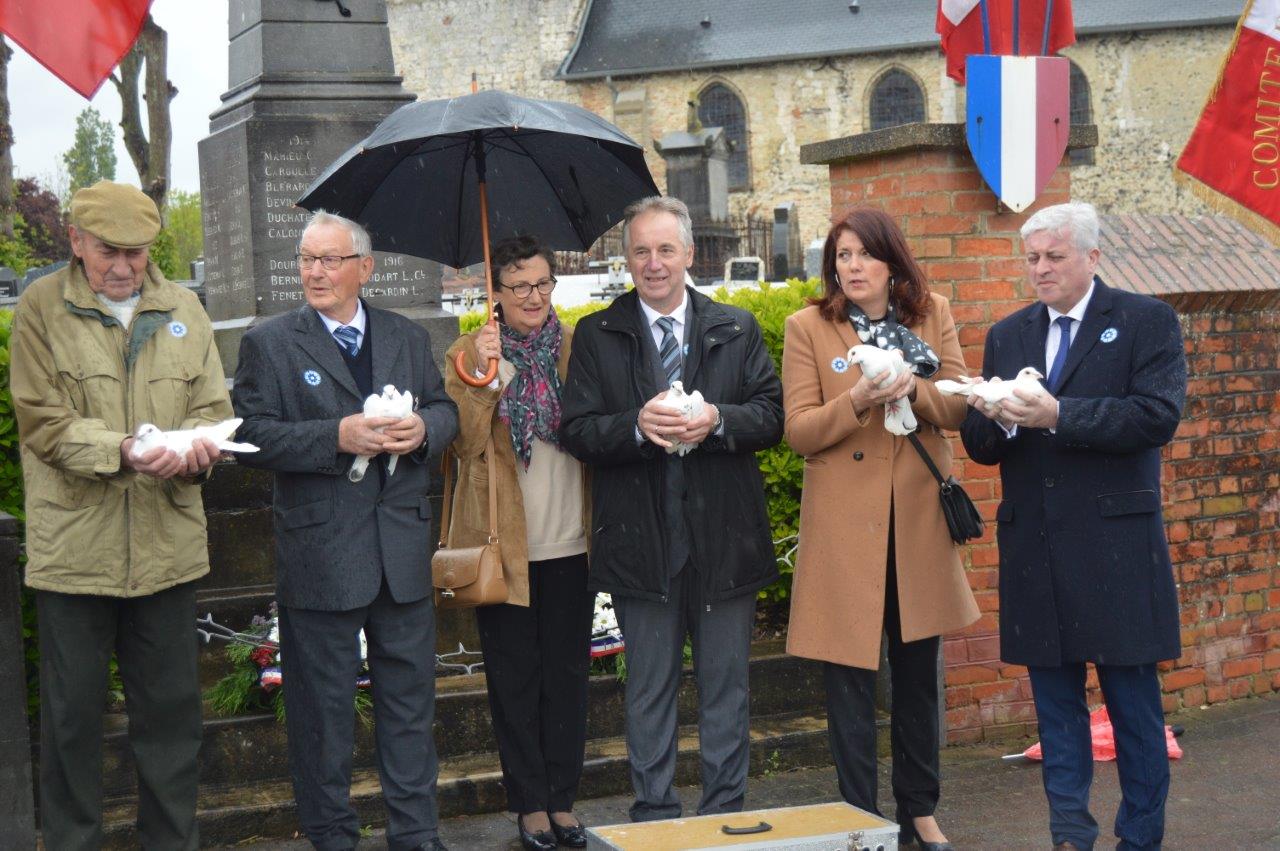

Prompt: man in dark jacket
[
  {"left": 232, "top": 211, "right": 457, "bottom": 851},
  {"left": 961, "top": 202, "right": 1186, "bottom": 851},
  {"left": 560, "top": 196, "right": 783, "bottom": 822}
]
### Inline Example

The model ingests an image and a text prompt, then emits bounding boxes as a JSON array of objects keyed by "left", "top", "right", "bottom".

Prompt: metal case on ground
[{"left": 585, "top": 801, "right": 899, "bottom": 850}]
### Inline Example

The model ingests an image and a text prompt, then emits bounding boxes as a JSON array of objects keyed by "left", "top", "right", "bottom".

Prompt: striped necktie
[
  {"left": 333, "top": 324, "right": 360, "bottom": 358},
  {"left": 656, "top": 316, "right": 681, "bottom": 386}
]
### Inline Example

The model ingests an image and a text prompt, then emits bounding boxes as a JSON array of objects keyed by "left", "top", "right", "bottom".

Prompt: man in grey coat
[{"left": 232, "top": 210, "right": 458, "bottom": 851}]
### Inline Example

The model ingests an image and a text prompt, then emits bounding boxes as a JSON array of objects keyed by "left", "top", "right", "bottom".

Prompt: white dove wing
[
  {"left": 130, "top": 418, "right": 258, "bottom": 459},
  {"left": 848, "top": 346, "right": 916, "bottom": 436},
  {"left": 655, "top": 381, "right": 705, "bottom": 456},
  {"left": 349, "top": 387, "right": 417, "bottom": 482}
]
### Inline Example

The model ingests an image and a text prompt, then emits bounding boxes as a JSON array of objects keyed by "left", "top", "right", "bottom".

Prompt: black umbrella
[{"left": 297, "top": 87, "right": 659, "bottom": 385}]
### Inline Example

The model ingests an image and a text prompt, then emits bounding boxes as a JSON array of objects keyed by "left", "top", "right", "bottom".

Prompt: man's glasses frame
[
  {"left": 296, "top": 253, "right": 362, "bottom": 271},
  {"left": 497, "top": 277, "right": 558, "bottom": 299}
]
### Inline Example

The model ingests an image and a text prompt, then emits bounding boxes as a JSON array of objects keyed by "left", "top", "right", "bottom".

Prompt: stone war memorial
[{"left": 198, "top": 0, "right": 454, "bottom": 375}]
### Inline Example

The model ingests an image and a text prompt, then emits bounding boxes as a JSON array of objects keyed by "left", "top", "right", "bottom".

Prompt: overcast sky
[{"left": 7, "top": 0, "right": 229, "bottom": 194}]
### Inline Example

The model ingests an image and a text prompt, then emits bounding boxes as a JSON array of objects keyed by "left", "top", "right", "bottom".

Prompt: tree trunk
[
  {"left": 112, "top": 15, "right": 175, "bottom": 216},
  {"left": 0, "top": 36, "right": 15, "bottom": 239}
]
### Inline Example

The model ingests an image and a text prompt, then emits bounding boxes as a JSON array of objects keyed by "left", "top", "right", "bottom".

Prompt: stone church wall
[{"left": 388, "top": 1, "right": 1236, "bottom": 244}]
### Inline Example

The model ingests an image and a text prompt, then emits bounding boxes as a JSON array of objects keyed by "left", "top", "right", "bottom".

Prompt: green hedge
[
  {"left": 456, "top": 279, "right": 820, "bottom": 602},
  {"left": 0, "top": 310, "right": 39, "bottom": 719}
]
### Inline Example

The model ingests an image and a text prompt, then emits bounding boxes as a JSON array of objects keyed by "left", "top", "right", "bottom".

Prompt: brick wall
[{"left": 816, "top": 129, "right": 1280, "bottom": 745}]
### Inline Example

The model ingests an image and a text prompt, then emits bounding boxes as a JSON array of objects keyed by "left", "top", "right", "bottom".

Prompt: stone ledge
[{"left": 800, "top": 122, "right": 1098, "bottom": 166}]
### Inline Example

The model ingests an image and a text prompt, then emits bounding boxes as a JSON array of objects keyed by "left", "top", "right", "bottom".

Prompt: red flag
[
  {"left": 937, "top": 0, "right": 986, "bottom": 84},
  {"left": 937, "top": 0, "right": 1076, "bottom": 85},
  {"left": 0, "top": 0, "right": 153, "bottom": 99},
  {"left": 1177, "top": 0, "right": 1280, "bottom": 233}
]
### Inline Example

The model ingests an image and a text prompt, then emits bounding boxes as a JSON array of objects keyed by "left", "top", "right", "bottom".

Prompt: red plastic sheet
[{"left": 1024, "top": 705, "right": 1183, "bottom": 762}]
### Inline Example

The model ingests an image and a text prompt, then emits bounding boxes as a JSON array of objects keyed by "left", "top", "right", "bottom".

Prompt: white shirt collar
[
  {"left": 1047, "top": 279, "right": 1095, "bottom": 325},
  {"left": 638, "top": 288, "right": 689, "bottom": 330},
  {"left": 316, "top": 300, "right": 367, "bottom": 337}
]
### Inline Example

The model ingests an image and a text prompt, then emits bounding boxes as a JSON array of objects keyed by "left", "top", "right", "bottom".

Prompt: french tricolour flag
[{"left": 964, "top": 55, "right": 1070, "bottom": 212}]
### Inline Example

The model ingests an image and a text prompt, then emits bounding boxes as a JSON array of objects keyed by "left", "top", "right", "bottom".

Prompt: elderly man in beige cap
[{"left": 9, "top": 180, "right": 233, "bottom": 850}]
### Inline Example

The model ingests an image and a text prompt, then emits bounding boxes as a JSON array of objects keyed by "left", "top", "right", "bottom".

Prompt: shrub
[
  {"left": 455, "top": 279, "right": 820, "bottom": 603},
  {"left": 150, "top": 228, "right": 180, "bottom": 280},
  {"left": 0, "top": 310, "right": 38, "bottom": 718}
]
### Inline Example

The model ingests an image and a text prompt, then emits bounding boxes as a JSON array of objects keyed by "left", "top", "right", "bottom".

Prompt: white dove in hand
[
  {"left": 656, "top": 381, "right": 706, "bottom": 456},
  {"left": 936, "top": 367, "right": 1046, "bottom": 415},
  {"left": 129, "top": 418, "right": 258, "bottom": 460},
  {"left": 847, "top": 345, "right": 917, "bottom": 436},
  {"left": 349, "top": 385, "right": 415, "bottom": 482}
]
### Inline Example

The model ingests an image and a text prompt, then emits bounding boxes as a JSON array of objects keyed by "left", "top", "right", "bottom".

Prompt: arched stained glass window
[
  {"left": 1069, "top": 62, "right": 1094, "bottom": 166},
  {"left": 868, "top": 68, "right": 925, "bottom": 131},
  {"left": 697, "top": 83, "right": 750, "bottom": 191}
]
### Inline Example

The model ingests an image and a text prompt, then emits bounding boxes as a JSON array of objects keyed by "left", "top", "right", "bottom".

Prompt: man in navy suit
[
  {"left": 232, "top": 211, "right": 457, "bottom": 851},
  {"left": 961, "top": 202, "right": 1186, "bottom": 851}
]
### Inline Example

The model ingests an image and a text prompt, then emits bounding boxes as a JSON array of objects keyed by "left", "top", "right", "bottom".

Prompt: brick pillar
[{"left": 800, "top": 122, "right": 1096, "bottom": 744}]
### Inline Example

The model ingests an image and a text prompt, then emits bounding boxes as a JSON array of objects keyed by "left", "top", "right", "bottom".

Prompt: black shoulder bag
[{"left": 907, "top": 433, "right": 985, "bottom": 544}]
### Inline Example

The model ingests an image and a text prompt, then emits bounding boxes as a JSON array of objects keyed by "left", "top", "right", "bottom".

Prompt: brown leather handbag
[{"left": 431, "top": 437, "right": 508, "bottom": 609}]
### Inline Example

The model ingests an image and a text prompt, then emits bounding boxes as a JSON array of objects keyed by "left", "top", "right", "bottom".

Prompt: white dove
[
  {"left": 129, "top": 418, "right": 258, "bottom": 459},
  {"left": 656, "top": 380, "right": 706, "bottom": 456},
  {"left": 349, "top": 385, "right": 416, "bottom": 482},
  {"left": 935, "top": 367, "right": 1047, "bottom": 415},
  {"left": 846, "top": 345, "right": 917, "bottom": 436}
]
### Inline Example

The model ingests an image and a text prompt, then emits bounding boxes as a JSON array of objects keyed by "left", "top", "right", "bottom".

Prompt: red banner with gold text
[{"left": 1177, "top": 0, "right": 1280, "bottom": 231}]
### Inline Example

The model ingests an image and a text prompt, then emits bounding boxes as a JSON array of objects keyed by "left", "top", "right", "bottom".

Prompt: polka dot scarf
[{"left": 845, "top": 301, "right": 940, "bottom": 378}]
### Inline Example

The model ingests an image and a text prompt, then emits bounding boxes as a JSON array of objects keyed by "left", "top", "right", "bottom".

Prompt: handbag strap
[
  {"left": 437, "top": 435, "right": 498, "bottom": 547},
  {"left": 906, "top": 432, "right": 951, "bottom": 491}
]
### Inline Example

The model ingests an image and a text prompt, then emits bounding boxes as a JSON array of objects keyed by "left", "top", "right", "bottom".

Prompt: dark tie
[
  {"left": 1046, "top": 315, "right": 1073, "bottom": 393},
  {"left": 656, "top": 316, "right": 682, "bottom": 386},
  {"left": 333, "top": 324, "right": 360, "bottom": 358}
]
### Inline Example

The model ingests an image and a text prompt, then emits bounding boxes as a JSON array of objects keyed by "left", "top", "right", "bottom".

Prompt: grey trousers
[
  {"left": 279, "top": 582, "right": 439, "bottom": 851},
  {"left": 613, "top": 568, "right": 756, "bottom": 822},
  {"left": 37, "top": 582, "right": 202, "bottom": 851}
]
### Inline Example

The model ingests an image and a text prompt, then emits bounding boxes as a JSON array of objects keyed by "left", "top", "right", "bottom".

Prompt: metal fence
[{"left": 555, "top": 215, "right": 773, "bottom": 283}]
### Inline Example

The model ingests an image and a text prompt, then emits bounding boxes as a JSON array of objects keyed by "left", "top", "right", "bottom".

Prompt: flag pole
[
  {"left": 1041, "top": 0, "right": 1055, "bottom": 55},
  {"left": 1013, "top": 0, "right": 1020, "bottom": 55},
  {"left": 979, "top": 0, "right": 992, "bottom": 53}
]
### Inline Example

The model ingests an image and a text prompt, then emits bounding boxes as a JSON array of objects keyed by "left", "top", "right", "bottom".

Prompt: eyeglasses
[
  {"left": 497, "top": 277, "right": 557, "bottom": 299},
  {"left": 295, "top": 253, "right": 361, "bottom": 271}
]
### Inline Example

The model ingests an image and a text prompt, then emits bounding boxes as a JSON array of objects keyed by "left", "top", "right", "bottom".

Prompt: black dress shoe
[
  {"left": 409, "top": 840, "right": 448, "bottom": 851},
  {"left": 551, "top": 818, "right": 588, "bottom": 848},
  {"left": 899, "top": 819, "right": 955, "bottom": 851},
  {"left": 417, "top": 840, "right": 448, "bottom": 851},
  {"left": 518, "top": 815, "right": 558, "bottom": 851}
]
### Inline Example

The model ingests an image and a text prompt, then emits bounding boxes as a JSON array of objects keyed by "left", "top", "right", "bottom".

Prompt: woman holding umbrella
[{"left": 444, "top": 236, "right": 592, "bottom": 851}]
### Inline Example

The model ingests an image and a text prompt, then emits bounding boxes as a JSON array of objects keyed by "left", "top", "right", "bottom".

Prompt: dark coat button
[{"left": 853, "top": 451, "right": 864, "bottom": 461}]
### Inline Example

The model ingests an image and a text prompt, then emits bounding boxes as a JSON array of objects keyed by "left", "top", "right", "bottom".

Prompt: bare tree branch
[{"left": 113, "top": 14, "right": 176, "bottom": 215}]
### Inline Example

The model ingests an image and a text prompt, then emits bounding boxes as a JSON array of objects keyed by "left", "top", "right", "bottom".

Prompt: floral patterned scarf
[{"left": 498, "top": 308, "right": 563, "bottom": 469}]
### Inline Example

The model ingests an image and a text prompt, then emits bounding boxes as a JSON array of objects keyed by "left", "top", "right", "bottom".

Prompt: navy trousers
[{"left": 1027, "top": 663, "right": 1169, "bottom": 850}]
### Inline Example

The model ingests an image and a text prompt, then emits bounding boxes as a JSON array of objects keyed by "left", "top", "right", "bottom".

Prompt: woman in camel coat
[
  {"left": 782, "top": 208, "right": 979, "bottom": 850},
  {"left": 444, "top": 236, "right": 591, "bottom": 851}
]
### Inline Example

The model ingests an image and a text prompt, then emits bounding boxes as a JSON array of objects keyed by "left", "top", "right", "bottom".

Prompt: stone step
[
  {"left": 101, "top": 711, "right": 839, "bottom": 848},
  {"left": 102, "top": 643, "right": 824, "bottom": 797}
]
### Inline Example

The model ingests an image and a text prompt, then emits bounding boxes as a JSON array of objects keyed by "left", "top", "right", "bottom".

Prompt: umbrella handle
[
  {"left": 454, "top": 347, "right": 499, "bottom": 387},
  {"left": 453, "top": 166, "right": 500, "bottom": 387}
]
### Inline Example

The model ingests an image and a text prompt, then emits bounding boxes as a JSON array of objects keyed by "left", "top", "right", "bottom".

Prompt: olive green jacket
[{"left": 10, "top": 261, "right": 233, "bottom": 597}]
